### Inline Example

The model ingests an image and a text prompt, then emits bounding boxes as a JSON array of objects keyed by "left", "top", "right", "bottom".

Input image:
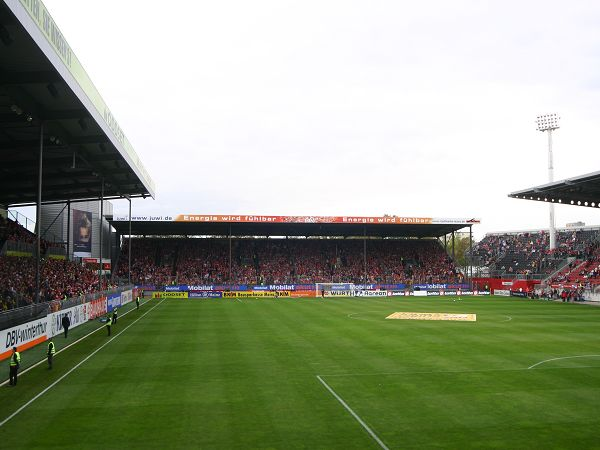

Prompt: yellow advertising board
[
  {"left": 386, "top": 312, "right": 476, "bottom": 322},
  {"left": 222, "top": 291, "right": 291, "bottom": 298},
  {"left": 152, "top": 291, "right": 188, "bottom": 299}
]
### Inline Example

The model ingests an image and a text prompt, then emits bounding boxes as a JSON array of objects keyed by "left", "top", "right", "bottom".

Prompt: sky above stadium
[{"left": 23, "top": 0, "right": 600, "bottom": 238}]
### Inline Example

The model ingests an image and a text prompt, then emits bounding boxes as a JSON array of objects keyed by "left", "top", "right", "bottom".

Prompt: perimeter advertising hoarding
[
  {"left": 107, "top": 293, "right": 121, "bottom": 312},
  {"left": 120, "top": 289, "right": 133, "bottom": 305},
  {"left": 0, "top": 317, "right": 49, "bottom": 360},
  {"left": 73, "top": 209, "right": 92, "bottom": 257},
  {"left": 222, "top": 291, "right": 291, "bottom": 298},
  {"left": 47, "top": 304, "right": 88, "bottom": 338},
  {"left": 152, "top": 292, "right": 188, "bottom": 299},
  {"left": 189, "top": 292, "right": 222, "bottom": 298},
  {"left": 88, "top": 296, "right": 107, "bottom": 319},
  {"left": 413, "top": 284, "right": 470, "bottom": 290}
]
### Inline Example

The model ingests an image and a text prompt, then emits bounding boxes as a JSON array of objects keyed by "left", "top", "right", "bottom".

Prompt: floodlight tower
[{"left": 536, "top": 113, "right": 560, "bottom": 250}]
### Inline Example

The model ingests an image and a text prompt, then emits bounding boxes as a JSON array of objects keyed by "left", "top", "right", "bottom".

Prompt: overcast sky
[{"left": 22, "top": 0, "right": 600, "bottom": 239}]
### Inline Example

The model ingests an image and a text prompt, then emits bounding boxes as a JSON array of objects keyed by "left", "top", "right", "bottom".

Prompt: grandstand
[
  {"left": 109, "top": 214, "right": 477, "bottom": 287},
  {"left": 0, "top": 0, "right": 154, "bottom": 310}
]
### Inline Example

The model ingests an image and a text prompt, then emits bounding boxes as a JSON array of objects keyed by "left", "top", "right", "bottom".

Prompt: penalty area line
[
  {"left": 0, "top": 299, "right": 165, "bottom": 428},
  {"left": 316, "top": 375, "right": 390, "bottom": 450},
  {"left": 527, "top": 354, "right": 600, "bottom": 369}
]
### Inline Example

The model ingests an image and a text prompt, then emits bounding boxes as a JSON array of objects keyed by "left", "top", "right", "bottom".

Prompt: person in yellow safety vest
[
  {"left": 136, "top": 295, "right": 140, "bottom": 310},
  {"left": 47, "top": 338, "right": 56, "bottom": 369},
  {"left": 9, "top": 347, "right": 20, "bottom": 386},
  {"left": 106, "top": 315, "right": 112, "bottom": 336}
]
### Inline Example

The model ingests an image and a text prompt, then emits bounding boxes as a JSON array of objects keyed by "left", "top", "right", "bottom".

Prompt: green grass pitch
[{"left": 2, "top": 295, "right": 600, "bottom": 449}]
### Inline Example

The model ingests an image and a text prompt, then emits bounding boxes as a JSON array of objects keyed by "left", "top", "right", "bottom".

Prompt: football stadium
[{"left": 2, "top": 1, "right": 600, "bottom": 449}]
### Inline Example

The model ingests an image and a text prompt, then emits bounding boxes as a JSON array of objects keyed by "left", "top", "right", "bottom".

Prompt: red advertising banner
[
  {"left": 174, "top": 214, "right": 435, "bottom": 225},
  {"left": 88, "top": 296, "right": 107, "bottom": 320},
  {"left": 114, "top": 215, "right": 480, "bottom": 225}
]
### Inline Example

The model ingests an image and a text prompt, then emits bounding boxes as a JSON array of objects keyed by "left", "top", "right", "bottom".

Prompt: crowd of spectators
[
  {"left": 0, "top": 256, "right": 99, "bottom": 310},
  {"left": 548, "top": 243, "right": 600, "bottom": 287},
  {"left": 0, "top": 216, "right": 65, "bottom": 254},
  {"left": 0, "top": 217, "right": 100, "bottom": 311},
  {"left": 117, "top": 237, "right": 462, "bottom": 286},
  {"left": 471, "top": 228, "right": 600, "bottom": 275}
]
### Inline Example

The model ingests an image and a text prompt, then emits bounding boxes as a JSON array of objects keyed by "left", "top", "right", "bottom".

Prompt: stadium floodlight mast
[{"left": 536, "top": 113, "right": 560, "bottom": 250}]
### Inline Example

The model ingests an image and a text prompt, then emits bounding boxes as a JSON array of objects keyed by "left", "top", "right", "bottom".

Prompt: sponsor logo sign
[
  {"left": 48, "top": 304, "right": 89, "bottom": 338},
  {"left": 164, "top": 285, "right": 187, "bottom": 292},
  {"left": 107, "top": 293, "right": 122, "bottom": 311},
  {"left": 510, "top": 291, "right": 528, "bottom": 298},
  {"left": 386, "top": 312, "right": 477, "bottom": 322},
  {"left": 413, "top": 283, "right": 470, "bottom": 290},
  {"left": 88, "top": 296, "right": 107, "bottom": 319},
  {"left": 189, "top": 292, "right": 222, "bottom": 298},
  {"left": 188, "top": 285, "right": 214, "bottom": 291},
  {"left": 152, "top": 291, "right": 189, "bottom": 298},
  {"left": 325, "top": 290, "right": 352, "bottom": 297},
  {"left": 120, "top": 289, "right": 133, "bottom": 305},
  {"left": 494, "top": 289, "right": 510, "bottom": 297},
  {"left": 222, "top": 291, "right": 291, "bottom": 298},
  {"left": 1, "top": 318, "right": 49, "bottom": 360},
  {"left": 354, "top": 290, "right": 389, "bottom": 297}
]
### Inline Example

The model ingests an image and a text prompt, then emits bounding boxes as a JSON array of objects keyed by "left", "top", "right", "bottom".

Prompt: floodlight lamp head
[{"left": 536, "top": 113, "right": 560, "bottom": 131}]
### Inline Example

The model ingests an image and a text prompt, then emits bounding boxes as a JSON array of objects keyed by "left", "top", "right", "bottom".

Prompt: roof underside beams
[
  {"left": 109, "top": 221, "right": 470, "bottom": 238},
  {"left": 509, "top": 172, "right": 600, "bottom": 209},
  {"left": 0, "top": 1, "right": 153, "bottom": 206}
]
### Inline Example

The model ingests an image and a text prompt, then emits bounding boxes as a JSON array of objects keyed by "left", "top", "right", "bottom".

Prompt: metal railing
[{"left": 0, "top": 284, "right": 133, "bottom": 331}]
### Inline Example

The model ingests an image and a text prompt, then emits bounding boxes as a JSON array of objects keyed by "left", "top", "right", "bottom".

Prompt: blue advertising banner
[
  {"left": 107, "top": 293, "right": 121, "bottom": 312},
  {"left": 413, "top": 283, "right": 470, "bottom": 290},
  {"left": 164, "top": 285, "right": 188, "bottom": 292},
  {"left": 189, "top": 292, "right": 222, "bottom": 298}
]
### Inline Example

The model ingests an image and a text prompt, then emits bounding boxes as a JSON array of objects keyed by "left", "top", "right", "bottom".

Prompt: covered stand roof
[
  {"left": 509, "top": 170, "right": 600, "bottom": 209},
  {"left": 0, "top": 0, "right": 154, "bottom": 206},
  {"left": 110, "top": 215, "right": 480, "bottom": 238}
]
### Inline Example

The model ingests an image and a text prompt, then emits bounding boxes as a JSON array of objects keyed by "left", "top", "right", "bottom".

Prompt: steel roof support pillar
[
  {"left": 99, "top": 178, "right": 104, "bottom": 291},
  {"left": 66, "top": 200, "right": 71, "bottom": 261},
  {"left": 469, "top": 225, "right": 473, "bottom": 281},
  {"left": 363, "top": 225, "right": 367, "bottom": 284},
  {"left": 35, "top": 122, "right": 44, "bottom": 303},
  {"left": 452, "top": 231, "right": 455, "bottom": 262},
  {"left": 128, "top": 197, "right": 132, "bottom": 285}
]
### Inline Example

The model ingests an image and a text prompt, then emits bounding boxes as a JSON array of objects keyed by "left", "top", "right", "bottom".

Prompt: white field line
[
  {"left": 316, "top": 375, "right": 390, "bottom": 450},
  {"left": 0, "top": 299, "right": 164, "bottom": 428},
  {"left": 0, "top": 299, "right": 151, "bottom": 387},
  {"left": 501, "top": 315, "right": 513, "bottom": 322},
  {"left": 527, "top": 354, "right": 600, "bottom": 370}
]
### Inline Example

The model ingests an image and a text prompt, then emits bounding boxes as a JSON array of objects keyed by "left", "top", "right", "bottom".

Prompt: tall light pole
[{"left": 536, "top": 113, "right": 560, "bottom": 250}]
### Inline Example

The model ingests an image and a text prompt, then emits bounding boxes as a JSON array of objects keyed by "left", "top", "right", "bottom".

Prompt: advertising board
[
  {"left": 152, "top": 292, "right": 188, "bottom": 299},
  {"left": 47, "top": 303, "right": 88, "bottom": 338},
  {"left": 107, "top": 293, "right": 121, "bottom": 312},
  {"left": 222, "top": 291, "right": 291, "bottom": 298},
  {"left": 88, "top": 296, "right": 107, "bottom": 319},
  {"left": 0, "top": 317, "right": 49, "bottom": 360},
  {"left": 189, "top": 292, "right": 222, "bottom": 298},
  {"left": 120, "top": 289, "right": 133, "bottom": 305}
]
